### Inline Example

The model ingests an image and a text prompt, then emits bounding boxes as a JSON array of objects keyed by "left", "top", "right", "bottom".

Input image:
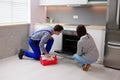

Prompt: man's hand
[{"left": 45, "top": 53, "right": 51, "bottom": 58}]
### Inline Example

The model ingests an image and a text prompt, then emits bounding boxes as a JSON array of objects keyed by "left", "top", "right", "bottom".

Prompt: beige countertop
[
  {"left": 86, "top": 25, "right": 106, "bottom": 30},
  {"left": 0, "top": 22, "right": 106, "bottom": 30},
  {"left": 35, "top": 23, "right": 106, "bottom": 30}
]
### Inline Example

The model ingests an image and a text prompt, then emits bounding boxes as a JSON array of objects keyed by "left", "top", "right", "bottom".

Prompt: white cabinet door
[
  {"left": 67, "top": 0, "right": 88, "bottom": 5},
  {"left": 39, "top": 0, "right": 67, "bottom": 5},
  {"left": 39, "top": 0, "right": 88, "bottom": 6},
  {"left": 50, "top": 33, "right": 62, "bottom": 53},
  {"left": 87, "top": 29, "right": 105, "bottom": 63}
]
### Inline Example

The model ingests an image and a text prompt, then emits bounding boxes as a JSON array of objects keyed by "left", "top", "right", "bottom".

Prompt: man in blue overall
[{"left": 18, "top": 25, "right": 63, "bottom": 60}]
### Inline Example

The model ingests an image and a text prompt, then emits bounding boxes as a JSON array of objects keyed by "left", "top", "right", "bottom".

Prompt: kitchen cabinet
[
  {"left": 88, "top": 0, "right": 107, "bottom": 5},
  {"left": 39, "top": 0, "right": 88, "bottom": 6},
  {"left": 39, "top": 0, "right": 107, "bottom": 6},
  {"left": 88, "top": 0, "right": 107, "bottom": 1}
]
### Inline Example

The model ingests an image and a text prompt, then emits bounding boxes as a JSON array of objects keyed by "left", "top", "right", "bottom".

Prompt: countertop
[
  {"left": 35, "top": 23, "right": 106, "bottom": 31},
  {"left": 0, "top": 23, "right": 106, "bottom": 30}
]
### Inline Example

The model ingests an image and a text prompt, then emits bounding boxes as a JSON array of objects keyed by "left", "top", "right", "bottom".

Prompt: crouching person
[
  {"left": 18, "top": 25, "right": 63, "bottom": 60},
  {"left": 73, "top": 24, "right": 99, "bottom": 71}
]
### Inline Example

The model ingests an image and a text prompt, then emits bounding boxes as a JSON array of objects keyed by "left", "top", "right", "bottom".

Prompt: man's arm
[{"left": 39, "top": 33, "right": 51, "bottom": 56}]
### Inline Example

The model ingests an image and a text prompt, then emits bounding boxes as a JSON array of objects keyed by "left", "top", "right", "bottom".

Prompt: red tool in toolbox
[{"left": 40, "top": 55, "right": 57, "bottom": 66}]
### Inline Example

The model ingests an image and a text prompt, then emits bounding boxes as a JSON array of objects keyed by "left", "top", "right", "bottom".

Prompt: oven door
[{"left": 62, "top": 35, "right": 79, "bottom": 55}]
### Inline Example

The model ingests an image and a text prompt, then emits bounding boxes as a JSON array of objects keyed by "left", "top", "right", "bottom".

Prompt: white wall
[
  {"left": 30, "top": 0, "right": 47, "bottom": 35},
  {"left": 47, "top": 6, "right": 107, "bottom": 25},
  {"left": 0, "top": 24, "right": 29, "bottom": 59},
  {"left": 31, "top": 0, "right": 46, "bottom": 23}
]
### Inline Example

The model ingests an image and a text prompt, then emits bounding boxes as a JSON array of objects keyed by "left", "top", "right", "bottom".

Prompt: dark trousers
[{"left": 24, "top": 38, "right": 54, "bottom": 60}]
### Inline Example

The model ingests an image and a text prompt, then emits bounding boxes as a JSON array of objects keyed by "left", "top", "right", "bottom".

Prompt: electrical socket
[{"left": 73, "top": 15, "right": 78, "bottom": 19}]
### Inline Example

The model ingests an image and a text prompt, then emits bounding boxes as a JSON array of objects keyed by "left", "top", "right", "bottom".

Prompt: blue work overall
[{"left": 24, "top": 30, "right": 54, "bottom": 60}]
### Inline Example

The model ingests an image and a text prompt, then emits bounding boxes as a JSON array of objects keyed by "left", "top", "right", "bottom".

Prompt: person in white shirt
[{"left": 73, "top": 24, "right": 99, "bottom": 71}]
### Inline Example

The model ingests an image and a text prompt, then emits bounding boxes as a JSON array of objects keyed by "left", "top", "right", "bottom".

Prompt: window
[{"left": 0, "top": 0, "right": 30, "bottom": 24}]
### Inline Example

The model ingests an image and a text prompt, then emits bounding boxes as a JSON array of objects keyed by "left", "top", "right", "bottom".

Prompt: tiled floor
[{"left": 0, "top": 55, "right": 120, "bottom": 80}]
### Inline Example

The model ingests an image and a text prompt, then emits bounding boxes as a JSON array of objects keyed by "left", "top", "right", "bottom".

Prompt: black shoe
[{"left": 18, "top": 49, "right": 24, "bottom": 59}]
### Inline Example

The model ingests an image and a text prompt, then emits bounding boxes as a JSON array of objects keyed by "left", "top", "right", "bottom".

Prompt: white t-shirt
[{"left": 77, "top": 33, "right": 99, "bottom": 61}]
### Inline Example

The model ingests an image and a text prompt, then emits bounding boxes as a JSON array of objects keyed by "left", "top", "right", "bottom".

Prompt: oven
[{"left": 55, "top": 30, "right": 79, "bottom": 55}]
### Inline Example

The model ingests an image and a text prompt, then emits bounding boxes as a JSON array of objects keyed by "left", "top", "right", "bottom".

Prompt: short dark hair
[
  {"left": 54, "top": 25, "right": 64, "bottom": 32},
  {"left": 76, "top": 24, "right": 87, "bottom": 38}
]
